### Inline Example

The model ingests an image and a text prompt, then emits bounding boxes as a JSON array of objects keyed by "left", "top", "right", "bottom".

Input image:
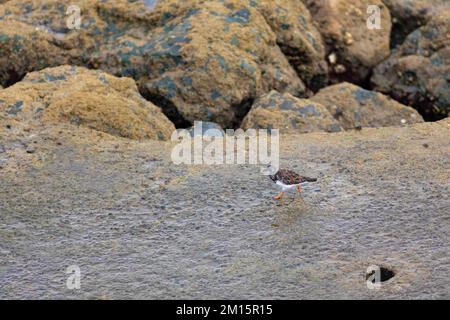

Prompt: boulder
[
  {"left": 303, "top": 0, "right": 391, "bottom": 84},
  {"left": 0, "top": 65, "right": 175, "bottom": 140},
  {"left": 371, "top": 11, "right": 450, "bottom": 120},
  {"left": 248, "top": 0, "right": 328, "bottom": 91},
  {"left": 0, "top": 0, "right": 144, "bottom": 85},
  {"left": 137, "top": 0, "right": 306, "bottom": 128},
  {"left": 241, "top": 90, "right": 342, "bottom": 133},
  {"left": 382, "top": 0, "right": 450, "bottom": 48},
  {"left": 311, "top": 82, "right": 423, "bottom": 130}
]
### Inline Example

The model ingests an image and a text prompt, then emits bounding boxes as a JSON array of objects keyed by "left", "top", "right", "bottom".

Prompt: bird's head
[{"left": 262, "top": 164, "right": 278, "bottom": 178}]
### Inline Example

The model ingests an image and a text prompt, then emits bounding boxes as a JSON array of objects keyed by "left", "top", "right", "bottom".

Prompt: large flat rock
[{"left": 0, "top": 120, "right": 449, "bottom": 299}]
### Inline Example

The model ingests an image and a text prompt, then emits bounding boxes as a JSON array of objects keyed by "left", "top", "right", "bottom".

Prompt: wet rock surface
[
  {"left": 371, "top": 11, "right": 450, "bottom": 120},
  {"left": 311, "top": 82, "right": 423, "bottom": 130},
  {"left": 304, "top": 0, "right": 391, "bottom": 84},
  {"left": 0, "top": 0, "right": 449, "bottom": 300},
  {"left": 0, "top": 65, "right": 175, "bottom": 140},
  {"left": 0, "top": 120, "right": 449, "bottom": 299},
  {"left": 242, "top": 90, "right": 342, "bottom": 133}
]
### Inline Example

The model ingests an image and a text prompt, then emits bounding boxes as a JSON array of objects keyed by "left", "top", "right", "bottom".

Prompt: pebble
[
  {"left": 0, "top": 158, "right": 7, "bottom": 168},
  {"left": 334, "top": 64, "right": 346, "bottom": 74},
  {"left": 26, "top": 146, "right": 36, "bottom": 154},
  {"left": 328, "top": 53, "right": 337, "bottom": 64},
  {"left": 344, "top": 32, "right": 353, "bottom": 45}
]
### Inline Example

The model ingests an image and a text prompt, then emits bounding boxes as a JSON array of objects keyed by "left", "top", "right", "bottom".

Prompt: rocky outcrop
[
  {"left": 241, "top": 90, "right": 342, "bottom": 133},
  {"left": 311, "top": 82, "right": 423, "bottom": 129},
  {"left": 0, "top": 65, "right": 175, "bottom": 140},
  {"left": 304, "top": 0, "right": 391, "bottom": 84},
  {"left": 371, "top": 11, "right": 450, "bottom": 120},
  {"left": 0, "top": 0, "right": 332, "bottom": 127},
  {"left": 382, "top": 0, "right": 450, "bottom": 48}
]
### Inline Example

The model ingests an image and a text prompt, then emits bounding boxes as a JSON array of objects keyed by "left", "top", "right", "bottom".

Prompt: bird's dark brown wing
[
  {"left": 301, "top": 176, "right": 317, "bottom": 182},
  {"left": 274, "top": 169, "right": 317, "bottom": 184},
  {"left": 277, "top": 169, "right": 302, "bottom": 185}
]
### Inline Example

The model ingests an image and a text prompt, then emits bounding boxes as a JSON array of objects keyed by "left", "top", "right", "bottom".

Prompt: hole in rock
[
  {"left": 231, "top": 97, "right": 254, "bottom": 129},
  {"left": 4, "top": 68, "right": 25, "bottom": 88},
  {"left": 366, "top": 266, "right": 395, "bottom": 283},
  {"left": 139, "top": 90, "right": 192, "bottom": 129}
]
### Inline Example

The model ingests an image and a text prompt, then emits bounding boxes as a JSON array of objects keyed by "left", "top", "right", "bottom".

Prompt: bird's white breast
[{"left": 276, "top": 180, "right": 299, "bottom": 192}]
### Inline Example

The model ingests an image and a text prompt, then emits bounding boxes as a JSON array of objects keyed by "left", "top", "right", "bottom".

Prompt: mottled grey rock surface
[{"left": 0, "top": 120, "right": 449, "bottom": 299}]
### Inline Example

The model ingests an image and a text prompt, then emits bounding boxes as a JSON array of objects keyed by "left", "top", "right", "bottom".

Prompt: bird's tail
[{"left": 303, "top": 176, "right": 317, "bottom": 182}]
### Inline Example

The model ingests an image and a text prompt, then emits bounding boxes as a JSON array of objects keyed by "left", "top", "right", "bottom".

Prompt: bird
[{"left": 269, "top": 169, "right": 317, "bottom": 200}]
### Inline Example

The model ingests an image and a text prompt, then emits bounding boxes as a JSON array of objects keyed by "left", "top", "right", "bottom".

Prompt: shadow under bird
[{"left": 269, "top": 169, "right": 317, "bottom": 200}]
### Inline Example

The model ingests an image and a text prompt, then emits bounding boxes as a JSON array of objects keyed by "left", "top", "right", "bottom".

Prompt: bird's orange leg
[
  {"left": 274, "top": 192, "right": 284, "bottom": 200},
  {"left": 297, "top": 184, "right": 302, "bottom": 193}
]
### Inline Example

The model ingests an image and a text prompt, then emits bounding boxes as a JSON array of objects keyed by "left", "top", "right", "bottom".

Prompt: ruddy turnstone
[{"left": 269, "top": 169, "right": 317, "bottom": 200}]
